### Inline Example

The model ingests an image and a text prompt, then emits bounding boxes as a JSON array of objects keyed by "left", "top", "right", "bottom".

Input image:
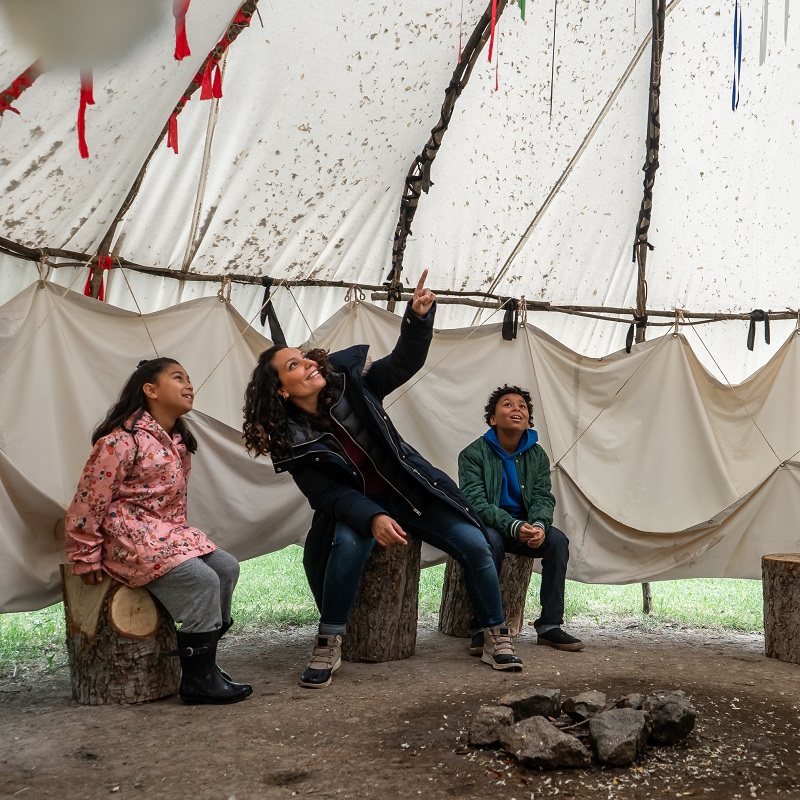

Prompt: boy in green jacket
[{"left": 458, "top": 385, "right": 584, "bottom": 653}]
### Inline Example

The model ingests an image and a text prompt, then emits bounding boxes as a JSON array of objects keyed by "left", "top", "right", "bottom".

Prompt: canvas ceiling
[{"left": 1, "top": 1, "right": 798, "bottom": 376}]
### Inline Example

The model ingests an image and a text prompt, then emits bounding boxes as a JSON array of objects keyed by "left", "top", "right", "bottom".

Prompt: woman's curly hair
[
  {"left": 242, "top": 345, "right": 342, "bottom": 460},
  {"left": 483, "top": 384, "right": 534, "bottom": 427}
]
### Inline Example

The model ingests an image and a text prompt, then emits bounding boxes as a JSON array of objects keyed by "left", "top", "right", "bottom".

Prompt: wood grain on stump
[
  {"left": 763, "top": 553, "right": 800, "bottom": 664},
  {"left": 342, "top": 537, "right": 422, "bottom": 663},
  {"left": 439, "top": 553, "right": 535, "bottom": 637},
  {"left": 61, "top": 565, "right": 180, "bottom": 705}
]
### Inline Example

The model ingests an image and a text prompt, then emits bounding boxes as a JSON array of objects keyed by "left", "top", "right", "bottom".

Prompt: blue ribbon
[{"left": 732, "top": 0, "right": 743, "bottom": 110}]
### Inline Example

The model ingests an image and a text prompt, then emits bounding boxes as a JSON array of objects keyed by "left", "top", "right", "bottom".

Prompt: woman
[{"left": 243, "top": 272, "right": 522, "bottom": 687}]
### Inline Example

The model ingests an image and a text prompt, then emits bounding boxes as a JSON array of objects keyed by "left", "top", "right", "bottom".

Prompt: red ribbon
[
  {"left": 0, "top": 71, "right": 35, "bottom": 115},
  {"left": 200, "top": 58, "right": 214, "bottom": 100},
  {"left": 77, "top": 71, "right": 94, "bottom": 159},
  {"left": 488, "top": 0, "right": 498, "bottom": 63},
  {"left": 212, "top": 64, "right": 223, "bottom": 98},
  {"left": 83, "top": 255, "right": 112, "bottom": 301},
  {"left": 167, "top": 112, "right": 179, "bottom": 153},
  {"left": 173, "top": 0, "right": 192, "bottom": 60}
]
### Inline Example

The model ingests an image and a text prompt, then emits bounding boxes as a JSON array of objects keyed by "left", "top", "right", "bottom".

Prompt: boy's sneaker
[
  {"left": 468, "top": 629, "right": 484, "bottom": 656},
  {"left": 481, "top": 626, "right": 523, "bottom": 671},
  {"left": 536, "top": 628, "right": 584, "bottom": 651}
]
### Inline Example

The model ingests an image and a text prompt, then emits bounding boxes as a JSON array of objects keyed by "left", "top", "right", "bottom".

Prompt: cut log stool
[
  {"left": 342, "top": 536, "right": 422, "bottom": 663},
  {"left": 763, "top": 553, "right": 800, "bottom": 664},
  {"left": 439, "top": 554, "right": 534, "bottom": 637},
  {"left": 61, "top": 565, "right": 180, "bottom": 704}
]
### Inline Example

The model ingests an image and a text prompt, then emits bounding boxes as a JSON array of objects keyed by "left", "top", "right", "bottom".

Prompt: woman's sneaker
[
  {"left": 481, "top": 626, "right": 523, "bottom": 671},
  {"left": 299, "top": 634, "right": 342, "bottom": 688}
]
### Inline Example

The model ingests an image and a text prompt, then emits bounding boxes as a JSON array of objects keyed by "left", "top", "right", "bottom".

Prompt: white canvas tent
[{"left": 1, "top": 0, "right": 799, "bottom": 612}]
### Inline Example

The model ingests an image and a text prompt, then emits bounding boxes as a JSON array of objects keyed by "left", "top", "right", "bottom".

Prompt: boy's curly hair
[{"left": 483, "top": 385, "right": 534, "bottom": 427}]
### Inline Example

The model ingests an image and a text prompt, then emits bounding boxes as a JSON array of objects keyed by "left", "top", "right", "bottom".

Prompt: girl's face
[
  {"left": 144, "top": 364, "right": 194, "bottom": 418},
  {"left": 271, "top": 348, "right": 326, "bottom": 404}
]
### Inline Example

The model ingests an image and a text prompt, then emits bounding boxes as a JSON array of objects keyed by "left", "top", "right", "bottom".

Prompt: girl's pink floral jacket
[{"left": 65, "top": 411, "right": 216, "bottom": 587}]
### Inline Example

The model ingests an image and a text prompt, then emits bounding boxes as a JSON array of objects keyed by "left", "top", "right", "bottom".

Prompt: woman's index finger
[{"left": 415, "top": 269, "right": 429, "bottom": 293}]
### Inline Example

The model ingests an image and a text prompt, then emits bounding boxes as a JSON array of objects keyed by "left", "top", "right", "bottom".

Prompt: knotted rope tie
[
  {"left": 344, "top": 285, "right": 366, "bottom": 304},
  {"left": 217, "top": 275, "right": 232, "bottom": 303}
]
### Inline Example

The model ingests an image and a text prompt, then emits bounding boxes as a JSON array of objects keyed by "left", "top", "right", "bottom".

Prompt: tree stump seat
[
  {"left": 762, "top": 553, "right": 800, "bottom": 665},
  {"left": 439, "top": 553, "right": 534, "bottom": 637},
  {"left": 342, "top": 536, "right": 422, "bottom": 663},
  {"left": 61, "top": 565, "right": 180, "bottom": 705}
]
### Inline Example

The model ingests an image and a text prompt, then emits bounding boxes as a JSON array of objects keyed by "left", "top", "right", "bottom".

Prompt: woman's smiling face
[{"left": 272, "top": 348, "right": 327, "bottom": 405}]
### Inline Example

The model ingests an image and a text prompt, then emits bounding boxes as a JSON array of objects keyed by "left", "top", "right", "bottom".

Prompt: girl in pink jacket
[{"left": 65, "top": 357, "right": 251, "bottom": 705}]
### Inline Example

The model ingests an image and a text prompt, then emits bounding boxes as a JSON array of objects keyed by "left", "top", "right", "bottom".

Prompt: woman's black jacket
[{"left": 271, "top": 301, "right": 487, "bottom": 608}]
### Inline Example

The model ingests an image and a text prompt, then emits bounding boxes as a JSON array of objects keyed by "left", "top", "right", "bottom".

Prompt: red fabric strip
[
  {"left": 83, "top": 268, "right": 94, "bottom": 297},
  {"left": 212, "top": 64, "right": 223, "bottom": 98},
  {"left": 200, "top": 59, "right": 214, "bottom": 99},
  {"left": 77, "top": 71, "right": 94, "bottom": 159},
  {"left": 488, "top": 0, "right": 498, "bottom": 62},
  {"left": 173, "top": 0, "right": 192, "bottom": 60},
  {"left": 167, "top": 112, "right": 179, "bottom": 153}
]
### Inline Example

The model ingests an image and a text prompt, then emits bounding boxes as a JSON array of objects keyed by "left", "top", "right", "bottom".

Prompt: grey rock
[
  {"left": 500, "top": 716, "right": 590, "bottom": 769},
  {"left": 617, "top": 693, "right": 644, "bottom": 710},
  {"left": 498, "top": 687, "right": 561, "bottom": 721},
  {"left": 588, "top": 708, "right": 650, "bottom": 766},
  {"left": 563, "top": 690, "right": 607, "bottom": 721},
  {"left": 643, "top": 690, "right": 696, "bottom": 744},
  {"left": 467, "top": 704, "right": 514, "bottom": 747}
]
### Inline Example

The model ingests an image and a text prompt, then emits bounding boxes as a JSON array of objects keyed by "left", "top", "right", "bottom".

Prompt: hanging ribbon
[
  {"left": 760, "top": 0, "right": 769, "bottom": 64},
  {"left": 732, "top": 0, "right": 743, "bottom": 111},
  {"left": 200, "top": 58, "right": 214, "bottom": 100},
  {"left": 520, "top": 0, "right": 526, "bottom": 21},
  {"left": 260, "top": 276, "right": 288, "bottom": 346},
  {"left": 495, "top": 28, "right": 500, "bottom": 91},
  {"left": 501, "top": 298, "right": 519, "bottom": 341},
  {"left": 212, "top": 63, "right": 223, "bottom": 98},
  {"left": 488, "top": 0, "right": 498, "bottom": 63},
  {"left": 77, "top": 70, "right": 94, "bottom": 159},
  {"left": 747, "top": 310, "right": 771, "bottom": 351},
  {"left": 167, "top": 112, "right": 179, "bottom": 153},
  {"left": 625, "top": 316, "right": 648, "bottom": 354},
  {"left": 83, "top": 255, "right": 112, "bottom": 301},
  {"left": 173, "top": 0, "right": 192, "bottom": 60}
]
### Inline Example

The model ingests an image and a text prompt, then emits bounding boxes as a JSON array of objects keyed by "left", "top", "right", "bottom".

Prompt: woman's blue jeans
[{"left": 319, "top": 495, "right": 505, "bottom": 635}]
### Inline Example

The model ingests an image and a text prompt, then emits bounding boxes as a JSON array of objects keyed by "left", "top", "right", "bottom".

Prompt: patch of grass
[
  {"left": 553, "top": 575, "right": 764, "bottom": 633},
  {"left": 0, "top": 549, "right": 764, "bottom": 676},
  {"left": 0, "top": 603, "right": 67, "bottom": 677}
]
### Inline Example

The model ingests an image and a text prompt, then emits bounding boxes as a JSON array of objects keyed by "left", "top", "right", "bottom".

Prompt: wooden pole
[
  {"left": 385, "top": 0, "right": 508, "bottom": 311},
  {"left": 633, "top": 0, "right": 666, "bottom": 616}
]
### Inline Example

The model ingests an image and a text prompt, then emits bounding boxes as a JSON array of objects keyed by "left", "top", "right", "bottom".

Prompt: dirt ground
[{"left": 1, "top": 619, "right": 799, "bottom": 800}]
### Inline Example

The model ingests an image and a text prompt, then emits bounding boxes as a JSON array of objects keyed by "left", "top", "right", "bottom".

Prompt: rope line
[
  {"left": 687, "top": 324, "right": 782, "bottom": 464},
  {"left": 116, "top": 259, "right": 160, "bottom": 358},
  {"left": 0, "top": 261, "right": 86, "bottom": 381},
  {"left": 384, "top": 300, "right": 508, "bottom": 409},
  {"left": 193, "top": 293, "right": 272, "bottom": 397},
  {"left": 551, "top": 331, "right": 672, "bottom": 467}
]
